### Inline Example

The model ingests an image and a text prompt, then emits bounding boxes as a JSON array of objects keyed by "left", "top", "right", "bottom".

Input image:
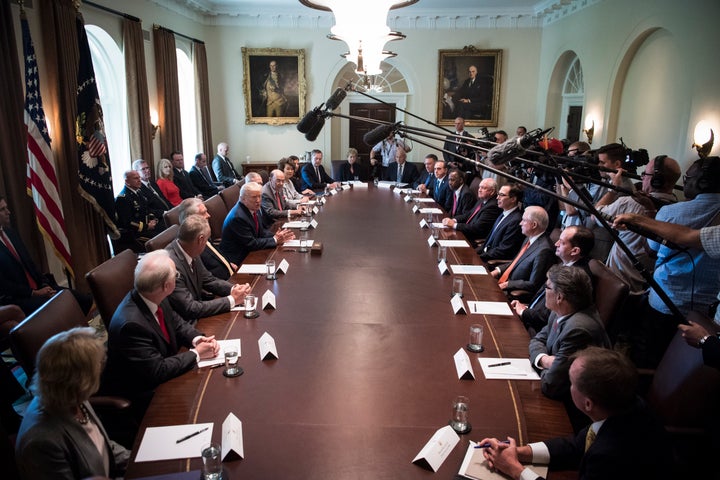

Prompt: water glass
[
  {"left": 265, "top": 259, "right": 276, "bottom": 280},
  {"left": 468, "top": 324, "right": 484, "bottom": 352},
  {"left": 224, "top": 345, "right": 239, "bottom": 376},
  {"left": 451, "top": 396, "right": 470, "bottom": 433},
  {"left": 452, "top": 276, "right": 464, "bottom": 298},
  {"left": 243, "top": 294, "right": 258, "bottom": 318},
  {"left": 201, "top": 442, "right": 222, "bottom": 480},
  {"left": 437, "top": 245, "right": 448, "bottom": 263}
]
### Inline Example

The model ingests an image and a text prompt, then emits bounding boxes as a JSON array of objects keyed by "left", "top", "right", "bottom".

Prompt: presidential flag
[
  {"left": 21, "top": 16, "right": 73, "bottom": 276},
  {"left": 75, "top": 13, "right": 119, "bottom": 238}
]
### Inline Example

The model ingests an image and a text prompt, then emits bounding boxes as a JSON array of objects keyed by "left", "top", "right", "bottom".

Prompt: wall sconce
[
  {"left": 692, "top": 121, "right": 714, "bottom": 158},
  {"left": 150, "top": 109, "right": 159, "bottom": 140},
  {"left": 583, "top": 118, "right": 595, "bottom": 145}
]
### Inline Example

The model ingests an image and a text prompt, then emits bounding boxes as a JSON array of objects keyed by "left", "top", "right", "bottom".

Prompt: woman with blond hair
[
  {"left": 156, "top": 158, "right": 183, "bottom": 206},
  {"left": 15, "top": 327, "right": 129, "bottom": 479}
]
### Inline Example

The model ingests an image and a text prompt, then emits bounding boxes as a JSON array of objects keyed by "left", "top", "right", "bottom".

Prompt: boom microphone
[
  {"left": 304, "top": 116, "right": 325, "bottom": 142},
  {"left": 363, "top": 123, "right": 398, "bottom": 146},
  {"left": 486, "top": 127, "right": 554, "bottom": 166},
  {"left": 297, "top": 106, "right": 323, "bottom": 134},
  {"left": 324, "top": 87, "right": 347, "bottom": 111}
]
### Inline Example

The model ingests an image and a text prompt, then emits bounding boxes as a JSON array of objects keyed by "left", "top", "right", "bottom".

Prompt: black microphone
[
  {"left": 297, "top": 106, "right": 322, "bottom": 134},
  {"left": 486, "top": 127, "right": 554, "bottom": 166},
  {"left": 304, "top": 116, "right": 325, "bottom": 142},
  {"left": 600, "top": 212, "right": 686, "bottom": 251},
  {"left": 363, "top": 123, "right": 397, "bottom": 146},
  {"left": 324, "top": 87, "right": 347, "bottom": 111}
]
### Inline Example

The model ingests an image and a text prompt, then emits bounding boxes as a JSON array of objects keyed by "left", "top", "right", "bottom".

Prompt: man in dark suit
[
  {"left": 166, "top": 215, "right": 250, "bottom": 324},
  {"left": 454, "top": 66, "right": 493, "bottom": 120},
  {"left": 443, "top": 168, "right": 475, "bottom": 215},
  {"left": 115, "top": 170, "right": 165, "bottom": 253},
  {"left": 219, "top": 182, "right": 295, "bottom": 264},
  {"left": 383, "top": 147, "right": 419, "bottom": 185},
  {"left": 431, "top": 159, "right": 451, "bottom": 206},
  {"left": 133, "top": 159, "right": 171, "bottom": 217},
  {"left": 301, "top": 149, "right": 337, "bottom": 191},
  {"left": 414, "top": 154, "right": 436, "bottom": 191},
  {"left": 442, "top": 117, "right": 476, "bottom": 175},
  {"left": 212, "top": 142, "right": 242, "bottom": 187},
  {"left": 478, "top": 183, "right": 524, "bottom": 261},
  {"left": 529, "top": 265, "right": 611, "bottom": 400},
  {"left": 491, "top": 206, "right": 556, "bottom": 302},
  {"left": 178, "top": 198, "right": 237, "bottom": 280},
  {"left": 171, "top": 151, "right": 202, "bottom": 199},
  {"left": 189, "top": 152, "right": 220, "bottom": 198},
  {"left": 262, "top": 169, "right": 303, "bottom": 220},
  {"left": 479, "top": 346, "right": 672, "bottom": 480},
  {"left": 512, "top": 226, "right": 595, "bottom": 336},
  {"left": 443, "top": 177, "right": 501, "bottom": 243},
  {"left": 0, "top": 197, "right": 92, "bottom": 315},
  {"left": 104, "top": 250, "right": 219, "bottom": 406}
]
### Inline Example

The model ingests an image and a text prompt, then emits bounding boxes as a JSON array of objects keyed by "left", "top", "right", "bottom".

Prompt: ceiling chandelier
[{"left": 299, "top": 0, "right": 417, "bottom": 76}]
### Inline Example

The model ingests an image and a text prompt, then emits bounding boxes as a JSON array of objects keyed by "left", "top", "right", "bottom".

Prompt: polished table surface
[{"left": 125, "top": 185, "right": 572, "bottom": 479}]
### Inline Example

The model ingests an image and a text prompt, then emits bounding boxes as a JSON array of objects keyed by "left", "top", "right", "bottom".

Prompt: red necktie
[
  {"left": 0, "top": 229, "right": 37, "bottom": 289},
  {"left": 499, "top": 241, "right": 530, "bottom": 284},
  {"left": 452, "top": 192, "right": 458, "bottom": 216},
  {"left": 276, "top": 191, "right": 283, "bottom": 209},
  {"left": 467, "top": 203, "right": 483, "bottom": 222},
  {"left": 253, "top": 212, "right": 259, "bottom": 232},
  {"left": 156, "top": 306, "right": 170, "bottom": 343}
]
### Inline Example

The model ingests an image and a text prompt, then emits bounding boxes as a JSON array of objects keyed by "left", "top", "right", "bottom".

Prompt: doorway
[{"left": 349, "top": 103, "right": 396, "bottom": 166}]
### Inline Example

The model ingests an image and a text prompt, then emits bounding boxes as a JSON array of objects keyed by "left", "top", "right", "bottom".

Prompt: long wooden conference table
[{"left": 125, "top": 184, "right": 573, "bottom": 479}]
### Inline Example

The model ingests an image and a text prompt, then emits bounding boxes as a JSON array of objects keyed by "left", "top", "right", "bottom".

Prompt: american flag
[
  {"left": 21, "top": 17, "right": 73, "bottom": 276},
  {"left": 75, "top": 13, "right": 119, "bottom": 238}
]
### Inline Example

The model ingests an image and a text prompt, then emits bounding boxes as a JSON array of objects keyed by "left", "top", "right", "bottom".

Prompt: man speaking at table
[
  {"left": 166, "top": 215, "right": 251, "bottom": 324},
  {"left": 220, "top": 182, "right": 295, "bottom": 264},
  {"left": 104, "top": 250, "right": 220, "bottom": 415}
]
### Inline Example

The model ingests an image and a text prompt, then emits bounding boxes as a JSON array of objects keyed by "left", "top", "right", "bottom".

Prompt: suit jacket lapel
[{"left": 132, "top": 290, "right": 174, "bottom": 350}]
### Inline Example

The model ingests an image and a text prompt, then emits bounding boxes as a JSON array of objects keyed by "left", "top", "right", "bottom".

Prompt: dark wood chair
[
  {"left": 588, "top": 258, "right": 629, "bottom": 328},
  {"left": 85, "top": 249, "right": 137, "bottom": 330},
  {"left": 145, "top": 224, "right": 180, "bottom": 252},
  {"left": 204, "top": 194, "right": 228, "bottom": 242},
  {"left": 163, "top": 202, "right": 183, "bottom": 227}
]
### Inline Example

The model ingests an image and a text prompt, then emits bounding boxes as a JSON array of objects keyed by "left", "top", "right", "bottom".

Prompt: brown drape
[
  {"left": 39, "top": 0, "right": 110, "bottom": 289},
  {"left": 123, "top": 17, "right": 154, "bottom": 170},
  {"left": 153, "top": 26, "right": 182, "bottom": 159},
  {"left": 194, "top": 41, "right": 213, "bottom": 158},
  {"left": 0, "top": 0, "right": 47, "bottom": 269}
]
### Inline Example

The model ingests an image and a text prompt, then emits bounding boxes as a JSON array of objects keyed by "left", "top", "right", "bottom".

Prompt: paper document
[
  {"left": 135, "top": 423, "right": 214, "bottom": 462},
  {"left": 284, "top": 239, "right": 314, "bottom": 248},
  {"left": 478, "top": 358, "right": 540, "bottom": 380},
  {"left": 450, "top": 265, "right": 487, "bottom": 275},
  {"left": 237, "top": 264, "right": 267, "bottom": 274},
  {"left": 459, "top": 440, "right": 547, "bottom": 479},
  {"left": 467, "top": 301, "right": 513, "bottom": 315},
  {"left": 282, "top": 221, "right": 310, "bottom": 229},
  {"left": 419, "top": 207, "right": 443, "bottom": 214},
  {"left": 431, "top": 222, "right": 448, "bottom": 229},
  {"left": 197, "top": 339, "right": 241, "bottom": 368},
  {"left": 438, "top": 240, "right": 470, "bottom": 248},
  {"left": 414, "top": 197, "right": 436, "bottom": 203}
]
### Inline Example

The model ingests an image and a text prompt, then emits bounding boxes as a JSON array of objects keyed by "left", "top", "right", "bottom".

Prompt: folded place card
[
  {"left": 258, "top": 332, "right": 278, "bottom": 360},
  {"left": 310, "top": 219, "right": 319, "bottom": 228},
  {"left": 453, "top": 348, "right": 475, "bottom": 380},
  {"left": 262, "top": 290, "right": 276, "bottom": 310},
  {"left": 330, "top": 188, "right": 339, "bottom": 195},
  {"left": 451, "top": 294, "right": 467, "bottom": 314},
  {"left": 313, "top": 206, "right": 320, "bottom": 214},
  {"left": 427, "top": 235, "right": 438, "bottom": 247},
  {"left": 419, "top": 218, "right": 429, "bottom": 229},
  {"left": 221, "top": 413, "right": 244, "bottom": 461},
  {"left": 412, "top": 204, "right": 420, "bottom": 213},
  {"left": 404, "top": 194, "right": 413, "bottom": 203},
  {"left": 412, "top": 425, "right": 460, "bottom": 472},
  {"left": 276, "top": 258, "right": 289, "bottom": 274},
  {"left": 438, "top": 260, "right": 449, "bottom": 275}
]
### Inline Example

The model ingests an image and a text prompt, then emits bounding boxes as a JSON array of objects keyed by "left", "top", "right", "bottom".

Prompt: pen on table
[
  {"left": 475, "top": 440, "right": 511, "bottom": 449},
  {"left": 487, "top": 361, "right": 511, "bottom": 368},
  {"left": 176, "top": 426, "right": 209, "bottom": 444}
]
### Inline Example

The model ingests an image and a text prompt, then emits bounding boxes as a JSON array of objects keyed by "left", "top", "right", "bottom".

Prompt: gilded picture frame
[
  {"left": 437, "top": 47, "right": 502, "bottom": 127},
  {"left": 242, "top": 47, "right": 306, "bottom": 125}
]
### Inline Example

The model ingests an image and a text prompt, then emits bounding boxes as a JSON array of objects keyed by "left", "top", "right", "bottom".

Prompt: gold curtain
[
  {"left": 0, "top": 0, "right": 47, "bottom": 269},
  {"left": 194, "top": 40, "right": 213, "bottom": 158},
  {"left": 153, "top": 26, "right": 182, "bottom": 160},
  {"left": 123, "top": 17, "right": 154, "bottom": 170},
  {"left": 39, "top": 0, "right": 110, "bottom": 289}
]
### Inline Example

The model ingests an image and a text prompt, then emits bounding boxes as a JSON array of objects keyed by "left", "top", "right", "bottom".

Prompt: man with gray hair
[
  {"left": 442, "top": 177, "right": 502, "bottom": 243},
  {"left": 178, "top": 198, "right": 236, "bottom": 279},
  {"left": 212, "top": 142, "right": 242, "bottom": 187},
  {"left": 105, "top": 250, "right": 219, "bottom": 407},
  {"left": 529, "top": 265, "right": 610, "bottom": 400},
  {"left": 262, "top": 169, "right": 303, "bottom": 219},
  {"left": 220, "top": 182, "right": 295, "bottom": 264},
  {"left": 245, "top": 172, "right": 263, "bottom": 185},
  {"left": 132, "top": 158, "right": 171, "bottom": 214},
  {"left": 166, "top": 215, "right": 251, "bottom": 324}
]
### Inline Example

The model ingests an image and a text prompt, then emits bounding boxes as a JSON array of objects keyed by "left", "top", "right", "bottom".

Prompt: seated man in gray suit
[
  {"left": 166, "top": 215, "right": 251, "bottom": 325},
  {"left": 529, "top": 265, "right": 610, "bottom": 401},
  {"left": 262, "top": 169, "right": 303, "bottom": 220}
]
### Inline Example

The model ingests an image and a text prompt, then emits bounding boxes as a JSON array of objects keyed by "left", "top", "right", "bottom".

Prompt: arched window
[
  {"left": 176, "top": 42, "right": 198, "bottom": 168},
  {"left": 335, "top": 60, "right": 409, "bottom": 93},
  {"left": 85, "top": 25, "right": 130, "bottom": 195}
]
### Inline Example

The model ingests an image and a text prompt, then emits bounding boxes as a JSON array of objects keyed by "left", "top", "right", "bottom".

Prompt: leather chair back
[
  {"left": 589, "top": 258, "right": 629, "bottom": 328},
  {"left": 468, "top": 176, "right": 482, "bottom": 199},
  {"left": 85, "top": 249, "right": 137, "bottom": 330},
  {"left": 163, "top": 202, "right": 183, "bottom": 227},
  {"left": 145, "top": 224, "right": 180, "bottom": 252},
  {"left": 220, "top": 183, "right": 241, "bottom": 211},
  {"left": 9, "top": 290, "right": 87, "bottom": 378},
  {"left": 0, "top": 305, "right": 24, "bottom": 351},
  {"left": 204, "top": 194, "right": 228, "bottom": 242},
  {"left": 647, "top": 311, "right": 720, "bottom": 433}
]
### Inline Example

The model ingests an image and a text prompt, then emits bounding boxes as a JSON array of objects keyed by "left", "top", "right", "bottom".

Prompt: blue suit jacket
[
  {"left": 219, "top": 202, "right": 276, "bottom": 264},
  {"left": 301, "top": 163, "right": 334, "bottom": 191},
  {"left": 431, "top": 176, "right": 451, "bottom": 207},
  {"left": 478, "top": 208, "right": 524, "bottom": 261}
]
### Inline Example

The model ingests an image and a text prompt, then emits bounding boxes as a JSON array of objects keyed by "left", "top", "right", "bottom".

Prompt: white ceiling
[{"left": 150, "top": 0, "right": 596, "bottom": 26}]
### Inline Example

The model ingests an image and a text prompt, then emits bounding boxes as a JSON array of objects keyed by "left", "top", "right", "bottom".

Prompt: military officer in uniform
[{"left": 115, "top": 170, "right": 165, "bottom": 252}]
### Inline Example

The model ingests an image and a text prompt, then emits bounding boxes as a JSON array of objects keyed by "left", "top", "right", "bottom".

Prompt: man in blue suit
[
  {"left": 301, "top": 149, "right": 337, "bottom": 191},
  {"left": 414, "top": 154, "right": 437, "bottom": 191},
  {"left": 431, "top": 160, "right": 451, "bottom": 206},
  {"left": 478, "top": 183, "right": 524, "bottom": 261},
  {"left": 383, "top": 147, "right": 419, "bottom": 185}
]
